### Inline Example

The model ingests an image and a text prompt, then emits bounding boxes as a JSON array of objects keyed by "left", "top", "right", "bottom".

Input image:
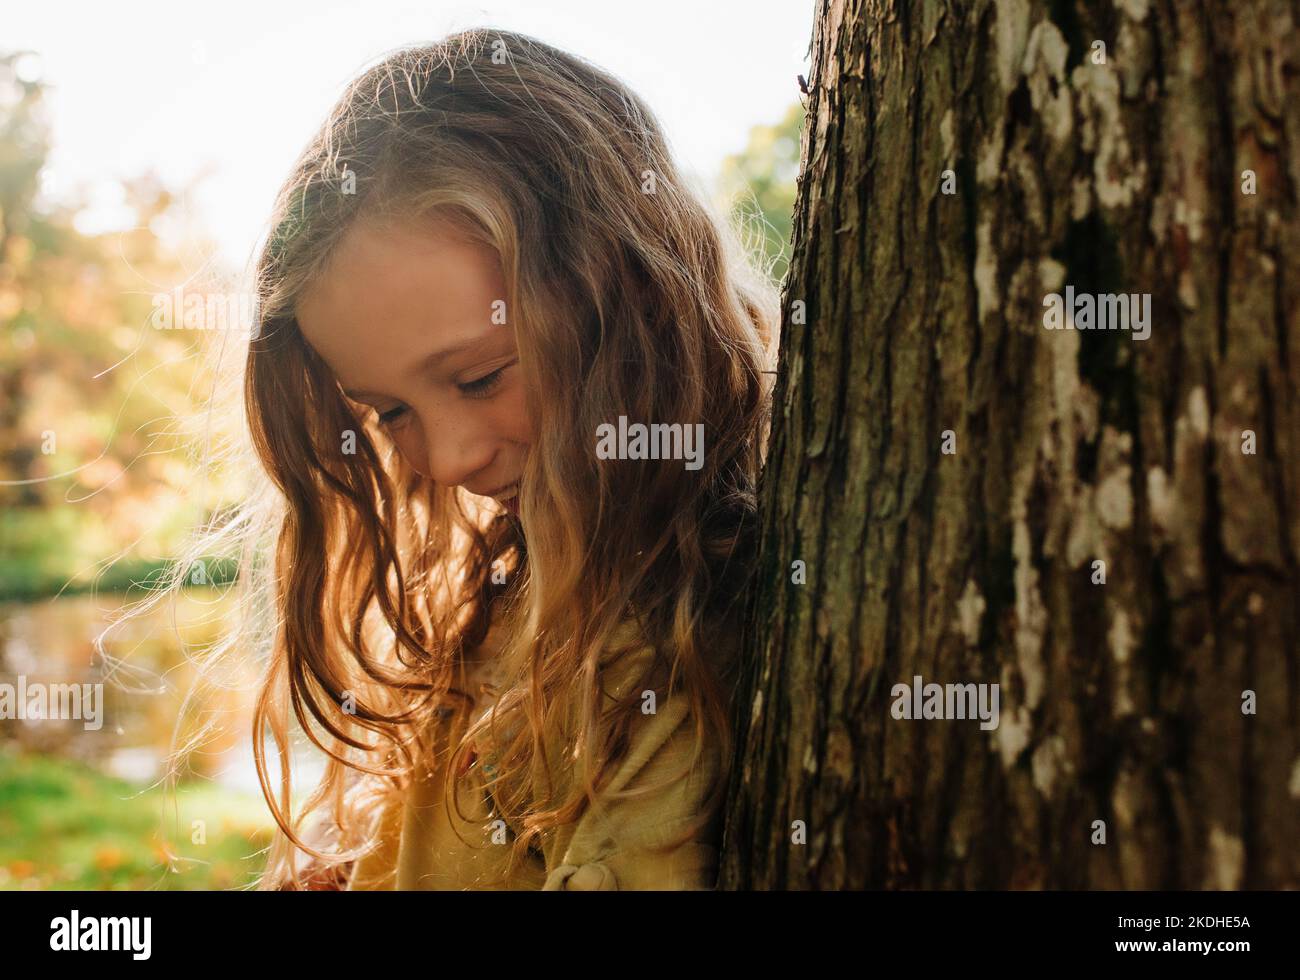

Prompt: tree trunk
[{"left": 720, "top": 0, "right": 1300, "bottom": 889}]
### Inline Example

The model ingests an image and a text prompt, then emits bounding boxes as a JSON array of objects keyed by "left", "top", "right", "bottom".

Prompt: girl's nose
[{"left": 414, "top": 414, "right": 493, "bottom": 490}]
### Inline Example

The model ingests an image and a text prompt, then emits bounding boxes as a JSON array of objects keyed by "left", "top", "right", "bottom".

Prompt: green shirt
[{"left": 348, "top": 624, "right": 724, "bottom": 890}]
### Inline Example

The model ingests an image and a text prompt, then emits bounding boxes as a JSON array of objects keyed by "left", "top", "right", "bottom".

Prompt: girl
[{"left": 154, "top": 27, "right": 779, "bottom": 890}]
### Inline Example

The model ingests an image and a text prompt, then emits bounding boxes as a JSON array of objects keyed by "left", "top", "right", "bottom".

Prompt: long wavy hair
[{"left": 114, "top": 27, "right": 781, "bottom": 889}]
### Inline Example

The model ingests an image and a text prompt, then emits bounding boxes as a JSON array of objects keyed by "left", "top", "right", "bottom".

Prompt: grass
[{"left": 0, "top": 747, "right": 274, "bottom": 890}]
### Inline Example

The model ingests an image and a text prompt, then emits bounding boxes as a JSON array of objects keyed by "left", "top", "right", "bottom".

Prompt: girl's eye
[
  {"left": 377, "top": 405, "right": 409, "bottom": 426},
  {"left": 457, "top": 364, "right": 510, "bottom": 399},
  {"left": 370, "top": 362, "right": 513, "bottom": 423}
]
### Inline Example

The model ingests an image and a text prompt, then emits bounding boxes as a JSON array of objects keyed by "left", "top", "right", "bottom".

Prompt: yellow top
[{"left": 346, "top": 620, "right": 726, "bottom": 890}]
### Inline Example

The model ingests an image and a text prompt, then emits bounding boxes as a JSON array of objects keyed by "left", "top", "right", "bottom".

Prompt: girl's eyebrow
[{"left": 341, "top": 335, "right": 485, "bottom": 399}]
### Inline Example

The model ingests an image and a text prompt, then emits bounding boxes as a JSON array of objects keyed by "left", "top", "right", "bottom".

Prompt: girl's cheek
[
  {"left": 391, "top": 426, "right": 430, "bottom": 478},
  {"left": 502, "top": 380, "right": 535, "bottom": 444}
]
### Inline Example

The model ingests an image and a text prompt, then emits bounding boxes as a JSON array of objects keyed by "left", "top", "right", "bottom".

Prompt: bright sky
[{"left": 7, "top": 0, "right": 813, "bottom": 271}]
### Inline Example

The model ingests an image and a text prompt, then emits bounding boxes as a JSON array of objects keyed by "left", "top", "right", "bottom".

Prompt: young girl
[{"left": 162, "top": 27, "right": 779, "bottom": 890}]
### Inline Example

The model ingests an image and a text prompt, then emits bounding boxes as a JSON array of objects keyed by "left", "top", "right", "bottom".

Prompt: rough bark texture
[{"left": 720, "top": 0, "right": 1300, "bottom": 889}]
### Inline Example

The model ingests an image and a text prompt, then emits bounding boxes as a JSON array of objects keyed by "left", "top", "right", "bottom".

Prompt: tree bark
[{"left": 720, "top": 0, "right": 1300, "bottom": 889}]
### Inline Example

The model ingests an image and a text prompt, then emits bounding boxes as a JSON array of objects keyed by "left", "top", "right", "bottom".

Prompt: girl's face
[{"left": 295, "top": 216, "right": 532, "bottom": 514}]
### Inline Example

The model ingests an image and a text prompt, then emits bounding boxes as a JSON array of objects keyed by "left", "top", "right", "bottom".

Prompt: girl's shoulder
[
  {"left": 595, "top": 619, "right": 659, "bottom": 689},
  {"left": 459, "top": 617, "right": 655, "bottom": 717}
]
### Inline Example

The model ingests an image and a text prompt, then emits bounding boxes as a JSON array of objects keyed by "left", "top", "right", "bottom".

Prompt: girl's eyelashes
[
  {"left": 457, "top": 362, "right": 512, "bottom": 399},
  {"left": 377, "top": 404, "right": 409, "bottom": 426},
  {"left": 370, "top": 361, "right": 516, "bottom": 425}
]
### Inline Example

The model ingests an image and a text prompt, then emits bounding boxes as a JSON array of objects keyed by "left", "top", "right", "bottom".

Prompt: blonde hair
[{"left": 114, "top": 27, "right": 780, "bottom": 889}]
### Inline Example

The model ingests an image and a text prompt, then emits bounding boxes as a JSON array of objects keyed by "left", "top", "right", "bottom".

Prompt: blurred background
[{"left": 0, "top": 0, "right": 806, "bottom": 889}]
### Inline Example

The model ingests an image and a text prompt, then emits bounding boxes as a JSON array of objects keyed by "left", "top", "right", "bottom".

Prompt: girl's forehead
[
  {"left": 293, "top": 221, "right": 509, "bottom": 391},
  {"left": 297, "top": 222, "right": 503, "bottom": 332}
]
